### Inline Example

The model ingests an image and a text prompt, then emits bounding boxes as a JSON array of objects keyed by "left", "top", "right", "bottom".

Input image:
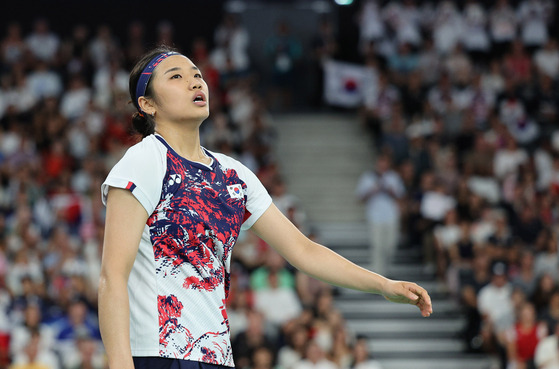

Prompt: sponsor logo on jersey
[{"left": 169, "top": 174, "right": 181, "bottom": 186}]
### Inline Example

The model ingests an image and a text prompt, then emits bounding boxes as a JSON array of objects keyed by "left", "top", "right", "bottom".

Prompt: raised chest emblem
[{"left": 227, "top": 184, "right": 244, "bottom": 199}]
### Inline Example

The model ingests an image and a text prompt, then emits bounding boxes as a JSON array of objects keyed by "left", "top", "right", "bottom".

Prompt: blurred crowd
[
  {"left": 353, "top": 0, "right": 559, "bottom": 369},
  {"left": 0, "top": 5, "right": 383, "bottom": 369},
  {"left": 1, "top": 0, "right": 559, "bottom": 369}
]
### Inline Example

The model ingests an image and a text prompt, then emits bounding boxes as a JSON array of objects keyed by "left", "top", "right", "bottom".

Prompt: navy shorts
[{"left": 133, "top": 357, "right": 232, "bottom": 369}]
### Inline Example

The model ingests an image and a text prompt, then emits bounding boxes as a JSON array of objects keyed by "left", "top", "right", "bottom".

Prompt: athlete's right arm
[{"left": 99, "top": 187, "right": 149, "bottom": 369}]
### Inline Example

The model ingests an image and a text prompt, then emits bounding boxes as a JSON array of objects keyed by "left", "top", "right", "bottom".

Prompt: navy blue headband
[{"left": 135, "top": 51, "right": 181, "bottom": 114}]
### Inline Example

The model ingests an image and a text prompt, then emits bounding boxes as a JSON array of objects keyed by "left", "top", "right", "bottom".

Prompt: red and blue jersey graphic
[
  {"left": 147, "top": 136, "right": 247, "bottom": 366},
  {"left": 101, "top": 134, "right": 272, "bottom": 367}
]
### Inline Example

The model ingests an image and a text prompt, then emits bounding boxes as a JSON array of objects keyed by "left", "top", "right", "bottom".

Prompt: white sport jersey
[{"left": 101, "top": 134, "right": 272, "bottom": 367}]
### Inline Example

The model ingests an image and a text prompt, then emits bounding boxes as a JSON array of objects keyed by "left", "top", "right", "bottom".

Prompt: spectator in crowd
[
  {"left": 535, "top": 322, "right": 559, "bottom": 369},
  {"left": 477, "top": 261, "right": 515, "bottom": 355},
  {"left": 63, "top": 331, "right": 106, "bottom": 369},
  {"left": 292, "top": 340, "right": 337, "bottom": 369},
  {"left": 532, "top": 273, "right": 557, "bottom": 316},
  {"left": 88, "top": 24, "right": 118, "bottom": 70},
  {"left": 357, "top": 0, "right": 385, "bottom": 56},
  {"left": 210, "top": 13, "right": 250, "bottom": 78},
  {"left": 505, "top": 301, "right": 547, "bottom": 369},
  {"left": 25, "top": 18, "right": 60, "bottom": 65},
  {"left": 432, "top": 1, "right": 463, "bottom": 56},
  {"left": 533, "top": 39, "right": 559, "bottom": 79},
  {"left": 277, "top": 325, "right": 308, "bottom": 369},
  {"left": 253, "top": 268, "right": 303, "bottom": 329},
  {"left": 516, "top": 0, "right": 551, "bottom": 52},
  {"left": 540, "top": 289, "right": 559, "bottom": 335},
  {"left": 462, "top": 0, "right": 490, "bottom": 64},
  {"left": 264, "top": 20, "right": 303, "bottom": 111},
  {"left": 232, "top": 309, "right": 276, "bottom": 369},
  {"left": 9, "top": 328, "right": 60, "bottom": 369},
  {"left": 0, "top": 2, "right": 555, "bottom": 368},
  {"left": 351, "top": 337, "right": 384, "bottom": 369},
  {"left": 489, "top": 0, "right": 517, "bottom": 58},
  {"left": 356, "top": 153, "right": 405, "bottom": 276}
]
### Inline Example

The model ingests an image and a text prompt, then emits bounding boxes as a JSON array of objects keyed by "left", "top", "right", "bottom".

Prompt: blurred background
[{"left": 0, "top": 0, "right": 558, "bottom": 368}]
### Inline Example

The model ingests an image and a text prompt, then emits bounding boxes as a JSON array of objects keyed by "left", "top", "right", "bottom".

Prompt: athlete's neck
[{"left": 155, "top": 123, "right": 210, "bottom": 164}]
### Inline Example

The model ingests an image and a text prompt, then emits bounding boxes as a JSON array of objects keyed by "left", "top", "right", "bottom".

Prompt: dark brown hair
[{"left": 128, "top": 45, "right": 180, "bottom": 137}]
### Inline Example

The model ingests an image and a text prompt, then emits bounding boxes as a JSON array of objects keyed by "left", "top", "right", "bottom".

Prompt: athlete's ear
[{"left": 138, "top": 96, "right": 156, "bottom": 116}]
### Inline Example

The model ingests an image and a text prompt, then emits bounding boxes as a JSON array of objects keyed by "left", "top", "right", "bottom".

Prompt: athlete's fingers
[{"left": 408, "top": 284, "right": 433, "bottom": 317}]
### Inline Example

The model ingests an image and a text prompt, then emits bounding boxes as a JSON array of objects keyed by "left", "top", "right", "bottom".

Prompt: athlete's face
[{"left": 149, "top": 55, "right": 210, "bottom": 124}]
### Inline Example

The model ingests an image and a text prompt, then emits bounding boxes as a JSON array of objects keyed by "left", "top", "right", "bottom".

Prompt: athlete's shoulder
[
  {"left": 208, "top": 150, "right": 247, "bottom": 171},
  {"left": 118, "top": 134, "right": 167, "bottom": 164},
  {"left": 126, "top": 134, "right": 166, "bottom": 155}
]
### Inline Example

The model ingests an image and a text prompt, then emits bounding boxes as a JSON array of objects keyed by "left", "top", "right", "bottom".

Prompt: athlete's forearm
[
  {"left": 290, "top": 238, "right": 389, "bottom": 294},
  {"left": 252, "top": 204, "right": 389, "bottom": 294},
  {"left": 252, "top": 204, "right": 433, "bottom": 317},
  {"left": 99, "top": 274, "right": 135, "bottom": 369}
]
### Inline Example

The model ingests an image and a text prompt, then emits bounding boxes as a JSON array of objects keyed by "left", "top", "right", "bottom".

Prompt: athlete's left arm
[{"left": 250, "top": 204, "right": 433, "bottom": 317}]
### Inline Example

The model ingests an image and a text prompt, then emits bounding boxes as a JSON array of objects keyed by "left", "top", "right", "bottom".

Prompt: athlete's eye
[
  {"left": 194, "top": 73, "right": 203, "bottom": 79},
  {"left": 171, "top": 74, "right": 182, "bottom": 79}
]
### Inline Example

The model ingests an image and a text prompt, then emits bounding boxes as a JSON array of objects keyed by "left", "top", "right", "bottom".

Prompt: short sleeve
[
  {"left": 241, "top": 170, "right": 272, "bottom": 230},
  {"left": 211, "top": 153, "right": 272, "bottom": 230},
  {"left": 101, "top": 136, "right": 167, "bottom": 216}
]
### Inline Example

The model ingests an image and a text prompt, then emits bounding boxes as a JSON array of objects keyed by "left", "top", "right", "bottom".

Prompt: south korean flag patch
[{"left": 227, "top": 184, "right": 244, "bottom": 199}]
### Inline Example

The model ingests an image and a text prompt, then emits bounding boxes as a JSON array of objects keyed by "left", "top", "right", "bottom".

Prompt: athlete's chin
[{"left": 183, "top": 109, "right": 210, "bottom": 123}]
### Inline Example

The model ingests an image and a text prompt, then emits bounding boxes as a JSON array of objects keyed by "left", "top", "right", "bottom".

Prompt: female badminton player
[{"left": 98, "top": 46, "right": 433, "bottom": 369}]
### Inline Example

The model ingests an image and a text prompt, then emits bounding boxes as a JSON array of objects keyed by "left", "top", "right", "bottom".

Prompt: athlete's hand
[{"left": 381, "top": 279, "right": 433, "bottom": 317}]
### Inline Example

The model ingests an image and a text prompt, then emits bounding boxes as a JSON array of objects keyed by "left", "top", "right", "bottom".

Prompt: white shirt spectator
[
  {"left": 517, "top": 0, "right": 549, "bottom": 47},
  {"left": 534, "top": 255, "right": 558, "bottom": 280},
  {"left": 462, "top": 2, "right": 490, "bottom": 52},
  {"left": 494, "top": 146, "right": 529, "bottom": 179},
  {"left": 92, "top": 63, "right": 128, "bottom": 109},
  {"left": 534, "top": 40, "right": 559, "bottom": 79},
  {"left": 356, "top": 169, "right": 405, "bottom": 223},
  {"left": 359, "top": 0, "right": 385, "bottom": 51},
  {"left": 471, "top": 217, "right": 497, "bottom": 245},
  {"left": 67, "top": 122, "right": 91, "bottom": 160},
  {"left": 478, "top": 281, "right": 514, "bottom": 332},
  {"left": 481, "top": 62, "right": 505, "bottom": 97},
  {"left": 211, "top": 17, "right": 250, "bottom": 73},
  {"left": 254, "top": 283, "right": 302, "bottom": 327},
  {"left": 89, "top": 25, "right": 118, "bottom": 69},
  {"left": 534, "top": 147, "right": 554, "bottom": 191},
  {"left": 535, "top": 334, "right": 559, "bottom": 369},
  {"left": 434, "top": 223, "right": 462, "bottom": 250},
  {"left": 11, "top": 347, "right": 60, "bottom": 369},
  {"left": 60, "top": 85, "right": 91, "bottom": 121},
  {"left": 6, "top": 255, "right": 44, "bottom": 296},
  {"left": 467, "top": 176, "right": 501, "bottom": 204},
  {"left": 385, "top": 1, "right": 422, "bottom": 47},
  {"left": 25, "top": 30, "right": 60, "bottom": 62},
  {"left": 420, "top": 189, "right": 456, "bottom": 222},
  {"left": 10, "top": 323, "right": 57, "bottom": 358},
  {"left": 2, "top": 77, "right": 37, "bottom": 115},
  {"left": 490, "top": 2, "right": 517, "bottom": 43},
  {"left": 433, "top": 1, "right": 463, "bottom": 55},
  {"left": 26, "top": 65, "right": 63, "bottom": 99}
]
